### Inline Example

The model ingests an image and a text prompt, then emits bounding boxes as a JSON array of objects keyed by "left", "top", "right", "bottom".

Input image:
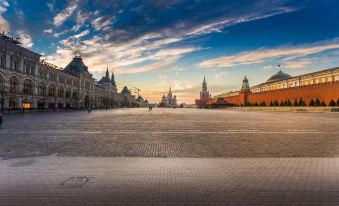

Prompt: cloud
[
  {"left": 199, "top": 39, "right": 339, "bottom": 69},
  {"left": 114, "top": 60, "right": 175, "bottom": 74},
  {"left": 214, "top": 71, "right": 226, "bottom": 78},
  {"left": 53, "top": 1, "right": 79, "bottom": 26},
  {"left": 0, "top": 0, "right": 10, "bottom": 31},
  {"left": 44, "top": 29, "right": 53, "bottom": 33},
  {"left": 284, "top": 59, "right": 311, "bottom": 69},
  {"left": 262, "top": 65, "right": 273, "bottom": 71},
  {"left": 46, "top": 2, "right": 54, "bottom": 12},
  {"left": 73, "top": 29, "right": 90, "bottom": 39},
  {"left": 91, "top": 16, "right": 114, "bottom": 31},
  {"left": 17, "top": 30, "right": 33, "bottom": 48},
  {"left": 45, "top": 31, "right": 199, "bottom": 76}
]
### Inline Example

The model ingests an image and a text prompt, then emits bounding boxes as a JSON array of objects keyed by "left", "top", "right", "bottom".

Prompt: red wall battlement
[{"left": 223, "top": 81, "right": 339, "bottom": 106}]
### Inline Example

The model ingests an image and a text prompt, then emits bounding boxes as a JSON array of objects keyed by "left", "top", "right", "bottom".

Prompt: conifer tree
[
  {"left": 309, "top": 99, "right": 315, "bottom": 106},
  {"left": 274, "top": 100, "right": 279, "bottom": 106},
  {"left": 287, "top": 99, "right": 292, "bottom": 106},
  {"left": 315, "top": 98, "right": 320, "bottom": 106},
  {"left": 298, "top": 98, "right": 304, "bottom": 107},
  {"left": 329, "top": 100, "right": 336, "bottom": 107}
]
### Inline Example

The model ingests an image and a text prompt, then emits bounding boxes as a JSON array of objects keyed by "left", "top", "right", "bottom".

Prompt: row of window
[
  {"left": 253, "top": 75, "right": 339, "bottom": 93},
  {"left": 0, "top": 76, "right": 79, "bottom": 98}
]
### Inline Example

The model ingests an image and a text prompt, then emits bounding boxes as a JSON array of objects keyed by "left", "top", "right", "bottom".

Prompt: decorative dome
[
  {"left": 121, "top": 86, "right": 131, "bottom": 95},
  {"left": 64, "top": 56, "right": 88, "bottom": 76},
  {"left": 266, "top": 70, "right": 291, "bottom": 83}
]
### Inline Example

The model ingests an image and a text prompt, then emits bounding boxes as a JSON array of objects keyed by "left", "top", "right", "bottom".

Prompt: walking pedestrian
[{"left": 0, "top": 112, "right": 3, "bottom": 125}]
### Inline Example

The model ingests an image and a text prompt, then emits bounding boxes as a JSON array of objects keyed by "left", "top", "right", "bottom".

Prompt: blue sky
[{"left": 1, "top": 0, "right": 339, "bottom": 103}]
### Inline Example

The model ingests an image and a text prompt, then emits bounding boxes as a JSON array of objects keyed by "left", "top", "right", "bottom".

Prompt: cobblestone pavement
[
  {"left": 1, "top": 157, "right": 339, "bottom": 205},
  {"left": 1, "top": 108, "right": 339, "bottom": 205},
  {"left": 0, "top": 108, "right": 338, "bottom": 159}
]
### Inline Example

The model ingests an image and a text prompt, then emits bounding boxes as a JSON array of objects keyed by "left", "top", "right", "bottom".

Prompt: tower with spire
[
  {"left": 196, "top": 75, "right": 210, "bottom": 108},
  {"left": 105, "top": 67, "right": 109, "bottom": 79},
  {"left": 111, "top": 72, "right": 116, "bottom": 87},
  {"left": 200, "top": 76, "right": 210, "bottom": 101},
  {"left": 241, "top": 76, "right": 250, "bottom": 92}
]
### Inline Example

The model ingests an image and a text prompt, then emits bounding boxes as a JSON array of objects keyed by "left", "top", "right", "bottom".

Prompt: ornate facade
[
  {"left": 159, "top": 87, "right": 177, "bottom": 107},
  {"left": 205, "top": 67, "right": 339, "bottom": 107},
  {"left": 0, "top": 33, "right": 147, "bottom": 112}
]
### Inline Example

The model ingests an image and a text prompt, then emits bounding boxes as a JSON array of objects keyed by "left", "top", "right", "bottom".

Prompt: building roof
[
  {"left": 63, "top": 56, "right": 89, "bottom": 75},
  {"left": 98, "top": 67, "right": 111, "bottom": 84},
  {"left": 266, "top": 70, "right": 292, "bottom": 83},
  {"left": 121, "top": 86, "right": 131, "bottom": 95}
]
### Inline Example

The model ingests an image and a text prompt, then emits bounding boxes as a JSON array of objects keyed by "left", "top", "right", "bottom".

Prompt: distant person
[{"left": 0, "top": 112, "right": 3, "bottom": 125}]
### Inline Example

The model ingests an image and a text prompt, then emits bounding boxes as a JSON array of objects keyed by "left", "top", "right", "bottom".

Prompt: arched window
[
  {"left": 10, "top": 56, "right": 19, "bottom": 71},
  {"left": 9, "top": 77, "right": 18, "bottom": 94},
  {"left": 38, "top": 83, "right": 46, "bottom": 96},
  {"left": 49, "top": 72, "right": 57, "bottom": 81},
  {"left": 23, "top": 79, "right": 34, "bottom": 95},
  {"left": 66, "top": 89, "right": 71, "bottom": 98},
  {"left": 58, "top": 87, "right": 64, "bottom": 98},
  {"left": 48, "top": 85, "right": 56, "bottom": 97},
  {"left": 72, "top": 91, "right": 78, "bottom": 99}
]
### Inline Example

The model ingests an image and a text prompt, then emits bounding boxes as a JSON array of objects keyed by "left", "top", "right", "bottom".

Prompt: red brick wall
[
  {"left": 223, "top": 81, "right": 339, "bottom": 106},
  {"left": 223, "top": 93, "right": 244, "bottom": 105}
]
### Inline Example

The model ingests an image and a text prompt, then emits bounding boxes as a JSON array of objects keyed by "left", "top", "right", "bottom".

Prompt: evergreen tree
[
  {"left": 315, "top": 98, "right": 320, "bottom": 106},
  {"left": 301, "top": 101, "right": 306, "bottom": 107},
  {"left": 280, "top": 101, "right": 284, "bottom": 107},
  {"left": 254, "top": 102, "right": 259, "bottom": 107},
  {"left": 287, "top": 100, "right": 292, "bottom": 106},
  {"left": 283, "top": 100, "right": 287, "bottom": 106},
  {"left": 274, "top": 100, "right": 279, "bottom": 106},
  {"left": 329, "top": 99, "right": 336, "bottom": 107},
  {"left": 298, "top": 98, "right": 304, "bottom": 107},
  {"left": 270, "top": 101, "right": 274, "bottom": 107},
  {"left": 321, "top": 101, "right": 326, "bottom": 107},
  {"left": 293, "top": 99, "right": 298, "bottom": 107},
  {"left": 337, "top": 98, "right": 339, "bottom": 106},
  {"left": 262, "top": 101, "right": 267, "bottom": 107},
  {"left": 309, "top": 99, "right": 315, "bottom": 106}
]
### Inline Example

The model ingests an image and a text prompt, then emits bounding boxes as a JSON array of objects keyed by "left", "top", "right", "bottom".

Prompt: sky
[{"left": 0, "top": 0, "right": 339, "bottom": 103}]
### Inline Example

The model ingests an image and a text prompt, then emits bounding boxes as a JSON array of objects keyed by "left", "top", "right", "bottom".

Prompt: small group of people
[{"left": 148, "top": 105, "right": 153, "bottom": 111}]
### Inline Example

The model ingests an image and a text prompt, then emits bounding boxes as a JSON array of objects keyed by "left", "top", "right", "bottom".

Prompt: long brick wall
[{"left": 223, "top": 81, "right": 339, "bottom": 106}]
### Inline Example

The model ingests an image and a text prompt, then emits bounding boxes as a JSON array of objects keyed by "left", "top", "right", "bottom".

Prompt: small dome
[
  {"left": 121, "top": 86, "right": 130, "bottom": 95},
  {"left": 266, "top": 70, "right": 291, "bottom": 83}
]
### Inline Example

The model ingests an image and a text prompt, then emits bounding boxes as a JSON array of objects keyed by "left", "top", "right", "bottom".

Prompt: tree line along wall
[{"left": 223, "top": 81, "right": 339, "bottom": 106}]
